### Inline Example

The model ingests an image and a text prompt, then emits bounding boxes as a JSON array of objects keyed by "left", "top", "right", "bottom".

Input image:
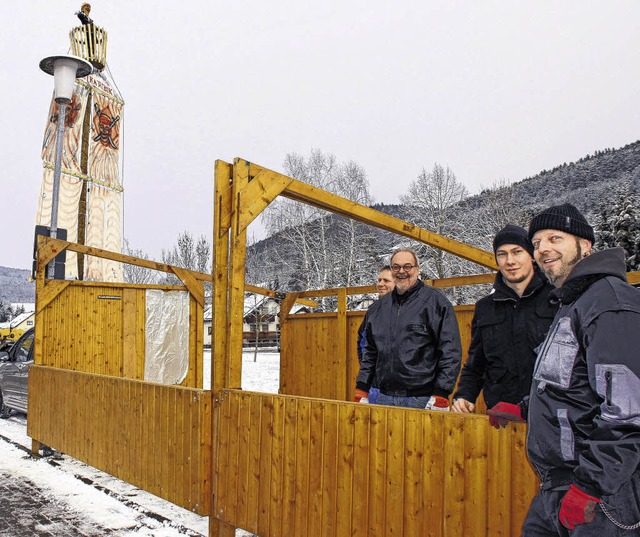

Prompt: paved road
[
  {"left": 0, "top": 420, "right": 208, "bottom": 537},
  {"left": 0, "top": 467, "right": 117, "bottom": 536}
]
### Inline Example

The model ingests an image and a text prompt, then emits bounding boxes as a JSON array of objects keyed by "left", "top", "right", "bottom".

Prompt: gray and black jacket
[
  {"left": 356, "top": 280, "right": 462, "bottom": 398},
  {"left": 454, "top": 270, "right": 556, "bottom": 408},
  {"left": 525, "top": 248, "right": 640, "bottom": 499}
]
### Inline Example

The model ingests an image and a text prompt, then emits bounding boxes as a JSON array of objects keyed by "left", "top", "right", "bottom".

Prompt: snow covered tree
[
  {"left": 122, "top": 240, "right": 158, "bottom": 284},
  {"left": 400, "top": 163, "right": 469, "bottom": 280},
  {"left": 161, "top": 232, "right": 211, "bottom": 285},
  {"left": 259, "top": 149, "right": 378, "bottom": 295},
  {"left": 595, "top": 192, "right": 640, "bottom": 271},
  {"left": 464, "top": 180, "right": 531, "bottom": 251},
  {"left": 0, "top": 300, "right": 11, "bottom": 323}
]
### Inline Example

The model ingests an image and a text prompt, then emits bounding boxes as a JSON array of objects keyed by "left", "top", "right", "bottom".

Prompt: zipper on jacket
[
  {"left": 605, "top": 370, "right": 612, "bottom": 406},
  {"left": 527, "top": 309, "right": 565, "bottom": 481}
]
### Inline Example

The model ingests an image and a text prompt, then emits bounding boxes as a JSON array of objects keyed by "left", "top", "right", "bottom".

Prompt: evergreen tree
[
  {"left": 594, "top": 207, "right": 616, "bottom": 251},
  {"left": 595, "top": 192, "right": 640, "bottom": 271},
  {"left": 0, "top": 301, "right": 11, "bottom": 323},
  {"left": 613, "top": 193, "right": 640, "bottom": 271}
]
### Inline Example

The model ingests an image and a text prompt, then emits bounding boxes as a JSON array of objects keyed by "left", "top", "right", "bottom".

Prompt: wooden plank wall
[
  {"left": 281, "top": 304, "right": 486, "bottom": 412},
  {"left": 37, "top": 281, "right": 204, "bottom": 388},
  {"left": 28, "top": 365, "right": 213, "bottom": 515},
  {"left": 213, "top": 389, "right": 537, "bottom": 537}
]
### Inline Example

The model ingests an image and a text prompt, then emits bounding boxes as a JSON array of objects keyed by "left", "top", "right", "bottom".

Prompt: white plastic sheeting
[{"left": 144, "top": 289, "right": 189, "bottom": 385}]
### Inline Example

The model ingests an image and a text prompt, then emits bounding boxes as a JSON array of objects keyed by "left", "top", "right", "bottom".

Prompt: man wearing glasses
[{"left": 354, "top": 248, "right": 462, "bottom": 410}]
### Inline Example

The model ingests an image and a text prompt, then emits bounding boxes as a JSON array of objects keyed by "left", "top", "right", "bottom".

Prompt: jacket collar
[
  {"left": 392, "top": 279, "right": 424, "bottom": 304},
  {"left": 552, "top": 248, "right": 627, "bottom": 304},
  {"left": 492, "top": 268, "right": 547, "bottom": 302}
]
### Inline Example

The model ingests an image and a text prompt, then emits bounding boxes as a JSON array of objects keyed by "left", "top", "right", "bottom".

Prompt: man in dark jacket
[
  {"left": 355, "top": 265, "right": 395, "bottom": 404},
  {"left": 354, "top": 248, "right": 462, "bottom": 410},
  {"left": 488, "top": 204, "right": 640, "bottom": 535},
  {"left": 452, "top": 225, "right": 556, "bottom": 413}
]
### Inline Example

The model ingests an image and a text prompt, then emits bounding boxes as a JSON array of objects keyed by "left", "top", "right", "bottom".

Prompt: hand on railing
[
  {"left": 487, "top": 402, "right": 524, "bottom": 428},
  {"left": 425, "top": 395, "right": 450, "bottom": 411},
  {"left": 451, "top": 397, "right": 476, "bottom": 413}
]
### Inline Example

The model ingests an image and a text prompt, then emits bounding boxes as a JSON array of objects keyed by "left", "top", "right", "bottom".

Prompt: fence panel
[
  {"left": 28, "top": 366, "right": 212, "bottom": 514},
  {"left": 213, "top": 389, "right": 537, "bottom": 537}
]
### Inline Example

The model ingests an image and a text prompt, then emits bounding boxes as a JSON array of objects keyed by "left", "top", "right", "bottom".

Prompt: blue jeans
[
  {"left": 368, "top": 387, "right": 380, "bottom": 405},
  {"left": 375, "top": 394, "right": 429, "bottom": 409}
]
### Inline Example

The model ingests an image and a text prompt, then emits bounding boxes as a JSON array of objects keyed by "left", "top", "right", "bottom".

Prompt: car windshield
[{"left": 14, "top": 332, "right": 34, "bottom": 363}]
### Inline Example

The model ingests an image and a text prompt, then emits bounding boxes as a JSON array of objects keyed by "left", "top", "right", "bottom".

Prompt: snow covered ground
[{"left": 0, "top": 350, "right": 280, "bottom": 536}]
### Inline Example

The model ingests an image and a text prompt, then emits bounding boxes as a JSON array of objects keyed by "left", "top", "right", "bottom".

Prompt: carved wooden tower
[{"left": 37, "top": 4, "right": 124, "bottom": 281}]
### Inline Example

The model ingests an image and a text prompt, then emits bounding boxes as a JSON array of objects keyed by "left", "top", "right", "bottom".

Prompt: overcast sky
[{"left": 2, "top": 1, "right": 639, "bottom": 270}]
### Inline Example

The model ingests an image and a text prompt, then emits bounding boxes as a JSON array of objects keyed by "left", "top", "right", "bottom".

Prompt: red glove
[
  {"left": 487, "top": 402, "right": 524, "bottom": 428},
  {"left": 559, "top": 484, "right": 600, "bottom": 529},
  {"left": 425, "top": 395, "right": 450, "bottom": 411},
  {"left": 354, "top": 389, "right": 369, "bottom": 403}
]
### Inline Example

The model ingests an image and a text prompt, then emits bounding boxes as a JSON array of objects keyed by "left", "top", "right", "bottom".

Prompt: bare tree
[
  {"left": 122, "top": 239, "right": 158, "bottom": 284},
  {"left": 464, "top": 180, "right": 531, "bottom": 250},
  {"left": 161, "top": 231, "right": 211, "bottom": 285},
  {"left": 259, "top": 149, "right": 377, "bottom": 298},
  {"left": 400, "top": 164, "right": 469, "bottom": 280}
]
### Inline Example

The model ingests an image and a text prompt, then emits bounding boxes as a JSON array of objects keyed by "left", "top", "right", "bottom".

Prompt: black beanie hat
[
  {"left": 493, "top": 224, "right": 534, "bottom": 257},
  {"left": 528, "top": 203, "right": 595, "bottom": 244}
]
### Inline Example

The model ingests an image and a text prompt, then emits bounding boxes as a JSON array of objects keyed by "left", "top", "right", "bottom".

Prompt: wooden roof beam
[{"left": 238, "top": 160, "right": 498, "bottom": 270}]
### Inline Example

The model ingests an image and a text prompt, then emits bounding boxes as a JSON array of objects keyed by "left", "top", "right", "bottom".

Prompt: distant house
[
  {"left": 203, "top": 306, "right": 213, "bottom": 348},
  {"left": 350, "top": 294, "right": 377, "bottom": 311},
  {"left": 11, "top": 302, "right": 35, "bottom": 313},
  {"left": 202, "top": 294, "right": 317, "bottom": 349},
  {"left": 0, "top": 311, "right": 35, "bottom": 340},
  {"left": 243, "top": 294, "right": 280, "bottom": 348}
]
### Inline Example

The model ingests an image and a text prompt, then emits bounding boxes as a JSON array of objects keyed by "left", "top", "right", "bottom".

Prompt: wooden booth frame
[{"left": 31, "top": 158, "right": 640, "bottom": 536}]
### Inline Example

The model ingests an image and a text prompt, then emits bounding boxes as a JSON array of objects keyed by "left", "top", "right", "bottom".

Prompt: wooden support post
[
  {"left": 210, "top": 160, "right": 238, "bottom": 536},
  {"left": 212, "top": 160, "right": 233, "bottom": 393},
  {"left": 31, "top": 439, "right": 43, "bottom": 457},
  {"left": 226, "top": 159, "right": 250, "bottom": 389},
  {"left": 337, "top": 288, "right": 348, "bottom": 400},
  {"left": 236, "top": 167, "right": 291, "bottom": 232}
]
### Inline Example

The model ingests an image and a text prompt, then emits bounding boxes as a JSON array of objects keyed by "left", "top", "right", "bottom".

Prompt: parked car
[
  {"left": 0, "top": 327, "right": 34, "bottom": 418},
  {"left": 0, "top": 339, "right": 15, "bottom": 353}
]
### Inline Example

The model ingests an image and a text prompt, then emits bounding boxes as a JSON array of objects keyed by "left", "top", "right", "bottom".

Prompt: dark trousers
[{"left": 523, "top": 488, "right": 640, "bottom": 536}]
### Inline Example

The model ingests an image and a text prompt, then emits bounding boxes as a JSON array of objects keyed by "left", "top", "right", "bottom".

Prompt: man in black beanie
[
  {"left": 528, "top": 203, "right": 595, "bottom": 287},
  {"left": 488, "top": 203, "right": 640, "bottom": 536},
  {"left": 452, "top": 224, "right": 556, "bottom": 413}
]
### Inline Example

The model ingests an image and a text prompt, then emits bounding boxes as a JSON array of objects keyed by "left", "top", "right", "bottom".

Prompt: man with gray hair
[{"left": 354, "top": 247, "right": 462, "bottom": 410}]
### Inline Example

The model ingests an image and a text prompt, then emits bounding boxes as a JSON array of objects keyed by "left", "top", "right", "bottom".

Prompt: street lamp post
[{"left": 39, "top": 55, "right": 92, "bottom": 279}]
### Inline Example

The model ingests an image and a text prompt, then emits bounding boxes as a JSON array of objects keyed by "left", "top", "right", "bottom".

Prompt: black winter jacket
[
  {"left": 454, "top": 270, "right": 556, "bottom": 408},
  {"left": 526, "top": 248, "right": 640, "bottom": 499},
  {"left": 355, "top": 280, "right": 462, "bottom": 398}
]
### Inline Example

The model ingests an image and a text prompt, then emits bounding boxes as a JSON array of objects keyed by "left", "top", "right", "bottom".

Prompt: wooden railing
[
  {"left": 213, "top": 389, "right": 538, "bottom": 537},
  {"left": 28, "top": 366, "right": 213, "bottom": 515}
]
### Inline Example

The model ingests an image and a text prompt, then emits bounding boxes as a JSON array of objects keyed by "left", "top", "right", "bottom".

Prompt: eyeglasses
[{"left": 391, "top": 264, "right": 416, "bottom": 272}]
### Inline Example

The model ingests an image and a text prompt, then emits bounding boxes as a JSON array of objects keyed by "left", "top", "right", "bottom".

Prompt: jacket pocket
[
  {"left": 405, "top": 323, "right": 432, "bottom": 340},
  {"left": 596, "top": 364, "right": 640, "bottom": 426},
  {"left": 485, "top": 364, "right": 509, "bottom": 384},
  {"left": 534, "top": 317, "right": 578, "bottom": 389}
]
